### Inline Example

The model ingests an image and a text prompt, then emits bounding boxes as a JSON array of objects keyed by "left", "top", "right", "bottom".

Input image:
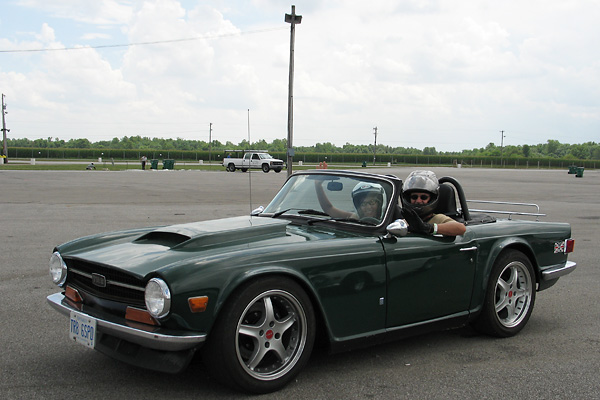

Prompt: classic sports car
[{"left": 47, "top": 170, "right": 576, "bottom": 393}]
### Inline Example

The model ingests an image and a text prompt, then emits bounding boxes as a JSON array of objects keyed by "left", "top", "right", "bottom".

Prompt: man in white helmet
[{"left": 402, "top": 170, "right": 466, "bottom": 236}]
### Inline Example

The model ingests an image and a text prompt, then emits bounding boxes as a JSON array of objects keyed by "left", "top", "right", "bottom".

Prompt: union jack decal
[{"left": 554, "top": 241, "right": 566, "bottom": 253}]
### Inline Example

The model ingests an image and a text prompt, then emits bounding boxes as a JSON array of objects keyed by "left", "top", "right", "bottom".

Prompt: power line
[{"left": 0, "top": 27, "right": 287, "bottom": 53}]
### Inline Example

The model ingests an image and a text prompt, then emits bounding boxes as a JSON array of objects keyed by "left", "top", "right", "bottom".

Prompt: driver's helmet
[
  {"left": 352, "top": 182, "right": 385, "bottom": 218},
  {"left": 402, "top": 170, "right": 439, "bottom": 217}
]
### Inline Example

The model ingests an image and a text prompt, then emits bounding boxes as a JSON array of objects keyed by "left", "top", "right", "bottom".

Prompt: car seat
[{"left": 435, "top": 183, "right": 461, "bottom": 220}]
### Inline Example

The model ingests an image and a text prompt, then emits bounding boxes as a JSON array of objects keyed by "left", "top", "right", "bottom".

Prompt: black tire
[
  {"left": 262, "top": 164, "right": 270, "bottom": 173},
  {"left": 228, "top": 163, "right": 236, "bottom": 172},
  {"left": 241, "top": 168, "right": 248, "bottom": 172},
  {"left": 204, "top": 277, "right": 315, "bottom": 394},
  {"left": 274, "top": 168, "right": 282, "bottom": 173},
  {"left": 473, "top": 250, "right": 536, "bottom": 337}
]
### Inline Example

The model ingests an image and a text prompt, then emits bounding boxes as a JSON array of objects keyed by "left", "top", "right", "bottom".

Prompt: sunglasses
[
  {"left": 410, "top": 194, "right": 430, "bottom": 201},
  {"left": 361, "top": 199, "right": 380, "bottom": 207}
]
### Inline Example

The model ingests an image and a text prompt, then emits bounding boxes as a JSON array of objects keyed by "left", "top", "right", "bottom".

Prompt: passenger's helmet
[
  {"left": 402, "top": 170, "right": 439, "bottom": 217},
  {"left": 352, "top": 182, "right": 385, "bottom": 218}
]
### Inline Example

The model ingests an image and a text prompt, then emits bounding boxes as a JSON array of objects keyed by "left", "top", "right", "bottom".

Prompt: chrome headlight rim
[
  {"left": 49, "top": 251, "right": 67, "bottom": 286},
  {"left": 145, "top": 278, "right": 171, "bottom": 319}
]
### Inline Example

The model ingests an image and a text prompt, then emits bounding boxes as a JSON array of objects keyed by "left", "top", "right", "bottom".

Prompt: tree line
[{"left": 5, "top": 136, "right": 600, "bottom": 160}]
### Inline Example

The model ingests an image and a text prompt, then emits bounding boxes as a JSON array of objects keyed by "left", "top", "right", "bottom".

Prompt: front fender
[{"left": 213, "top": 265, "right": 333, "bottom": 339}]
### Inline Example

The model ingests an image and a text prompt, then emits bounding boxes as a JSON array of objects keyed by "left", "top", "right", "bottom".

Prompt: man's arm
[
  {"left": 404, "top": 208, "right": 466, "bottom": 236},
  {"left": 428, "top": 213, "right": 466, "bottom": 236},
  {"left": 435, "top": 220, "right": 466, "bottom": 236}
]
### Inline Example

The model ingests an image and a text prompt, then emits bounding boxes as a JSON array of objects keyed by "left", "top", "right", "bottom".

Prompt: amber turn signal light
[
  {"left": 188, "top": 296, "right": 209, "bottom": 313},
  {"left": 65, "top": 286, "right": 83, "bottom": 303},
  {"left": 126, "top": 306, "right": 159, "bottom": 326}
]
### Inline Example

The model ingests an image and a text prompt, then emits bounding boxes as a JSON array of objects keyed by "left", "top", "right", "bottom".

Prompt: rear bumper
[
  {"left": 539, "top": 261, "right": 577, "bottom": 291},
  {"left": 47, "top": 293, "right": 206, "bottom": 352}
]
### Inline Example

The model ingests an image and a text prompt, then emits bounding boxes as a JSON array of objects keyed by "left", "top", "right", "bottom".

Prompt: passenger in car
[
  {"left": 401, "top": 170, "right": 466, "bottom": 236},
  {"left": 315, "top": 180, "right": 385, "bottom": 222}
]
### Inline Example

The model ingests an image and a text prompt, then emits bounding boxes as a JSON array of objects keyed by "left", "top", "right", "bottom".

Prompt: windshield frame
[{"left": 260, "top": 170, "right": 401, "bottom": 230}]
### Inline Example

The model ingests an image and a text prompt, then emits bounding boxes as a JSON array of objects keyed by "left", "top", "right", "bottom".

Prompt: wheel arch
[
  {"left": 471, "top": 237, "right": 539, "bottom": 315},
  {"left": 471, "top": 239, "right": 538, "bottom": 337},
  {"left": 211, "top": 267, "right": 331, "bottom": 344},
  {"left": 484, "top": 238, "right": 539, "bottom": 284}
]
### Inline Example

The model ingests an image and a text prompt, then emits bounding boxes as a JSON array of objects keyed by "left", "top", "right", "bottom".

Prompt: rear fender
[{"left": 471, "top": 237, "right": 537, "bottom": 313}]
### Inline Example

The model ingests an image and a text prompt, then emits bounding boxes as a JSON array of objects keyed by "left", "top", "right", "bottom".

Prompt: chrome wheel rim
[
  {"left": 494, "top": 261, "right": 533, "bottom": 328},
  {"left": 235, "top": 290, "right": 307, "bottom": 381}
]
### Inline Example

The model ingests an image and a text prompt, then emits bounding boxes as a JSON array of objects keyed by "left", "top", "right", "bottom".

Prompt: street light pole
[
  {"left": 285, "top": 5, "right": 302, "bottom": 178},
  {"left": 373, "top": 126, "right": 378, "bottom": 165},
  {"left": 2, "top": 94, "right": 8, "bottom": 163},
  {"left": 209, "top": 122, "right": 212, "bottom": 164},
  {"left": 500, "top": 130, "right": 505, "bottom": 166}
]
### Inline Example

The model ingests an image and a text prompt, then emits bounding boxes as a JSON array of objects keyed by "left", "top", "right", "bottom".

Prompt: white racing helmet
[
  {"left": 352, "top": 181, "right": 385, "bottom": 218},
  {"left": 402, "top": 170, "right": 439, "bottom": 217}
]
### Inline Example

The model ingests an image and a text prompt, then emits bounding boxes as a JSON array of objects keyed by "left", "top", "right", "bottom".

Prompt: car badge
[{"left": 92, "top": 273, "right": 107, "bottom": 288}]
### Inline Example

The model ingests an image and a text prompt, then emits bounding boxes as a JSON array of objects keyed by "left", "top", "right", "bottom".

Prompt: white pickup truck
[{"left": 222, "top": 150, "right": 285, "bottom": 173}]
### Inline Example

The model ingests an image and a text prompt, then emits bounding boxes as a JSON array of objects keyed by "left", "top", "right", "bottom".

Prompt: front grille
[{"left": 65, "top": 258, "right": 146, "bottom": 307}]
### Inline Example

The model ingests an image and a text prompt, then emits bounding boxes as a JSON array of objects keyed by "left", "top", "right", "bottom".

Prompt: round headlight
[
  {"left": 49, "top": 252, "right": 67, "bottom": 286},
  {"left": 145, "top": 278, "right": 171, "bottom": 318}
]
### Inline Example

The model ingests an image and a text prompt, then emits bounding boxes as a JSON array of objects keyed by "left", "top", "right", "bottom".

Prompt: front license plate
[{"left": 69, "top": 311, "right": 97, "bottom": 349}]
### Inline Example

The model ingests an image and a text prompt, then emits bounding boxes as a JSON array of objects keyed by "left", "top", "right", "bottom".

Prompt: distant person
[
  {"left": 141, "top": 155, "right": 147, "bottom": 170},
  {"left": 401, "top": 170, "right": 466, "bottom": 236},
  {"left": 86, "top": 162, "right": 96, "bottom": 170}
]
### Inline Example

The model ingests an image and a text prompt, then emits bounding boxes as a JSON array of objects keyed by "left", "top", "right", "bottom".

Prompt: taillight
[{"left": 565, "top": 238, "right": 575, "bottom": 253}]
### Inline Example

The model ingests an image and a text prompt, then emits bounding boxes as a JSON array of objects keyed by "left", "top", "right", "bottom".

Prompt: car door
[
  {"left": 251, "top": 153, "right": 261, "bottom": 168},
  {"left": 242, "top": 153, "right": 251, "bottom": 169},
  {"left": 300, "top": 235, "right": 387, "bottom": 339},
  {"left": 382, "top": 231, "right": 477, "bottom": 327}
]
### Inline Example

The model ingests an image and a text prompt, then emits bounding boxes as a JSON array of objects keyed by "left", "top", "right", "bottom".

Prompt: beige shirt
[{"left": 427, "top": 213, "right": 454, "bottom": 224}]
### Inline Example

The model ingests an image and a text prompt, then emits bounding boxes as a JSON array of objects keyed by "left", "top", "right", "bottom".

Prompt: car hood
[{"left": 60, "top": 216, "right": 293, "bottom": 278}]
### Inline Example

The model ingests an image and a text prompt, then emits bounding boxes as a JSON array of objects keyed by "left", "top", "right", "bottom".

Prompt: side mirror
[
  {"left": 251, "top": 206, "right": 264, "bottom": 216},
  {"left": 386, "top": 219, "right": 408, "bottom": 237}
]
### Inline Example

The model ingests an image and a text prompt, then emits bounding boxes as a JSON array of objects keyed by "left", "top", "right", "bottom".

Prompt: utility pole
[
  {"left": 373, "top": 126, "right": 378, "bottom": 165},
  {"left": 285, "top": 5, "right": 302, "bottom": 178},
  {"left": 500, "top": 130, "right": 505, "bottom": 166},
  {"left": 2, "top": 94, "right": 8, "bottom": 163},
  {"left": 209, "top": 123, "right": 213, "bottom": 164}
]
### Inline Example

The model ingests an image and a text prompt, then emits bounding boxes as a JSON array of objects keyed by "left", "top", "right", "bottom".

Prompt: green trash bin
[
  {"left": 575, "top": 167, "right": 584, "bottom": 178},
  {"left": 568, "top": 165, "right": 578, "bottom": 174},
  {"left": 362, "top": 161, "right": 367, "bottom": 167},
  {"left": 162, "top": 159, "right": 175, "bottom": 169},
  {"left": 150, "top": 159, "right": 159, "bottom": 169}
]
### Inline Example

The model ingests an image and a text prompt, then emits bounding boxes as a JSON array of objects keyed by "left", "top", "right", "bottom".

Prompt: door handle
[{"left": 460, "top": 246, "right": 478, "bottom": 252}]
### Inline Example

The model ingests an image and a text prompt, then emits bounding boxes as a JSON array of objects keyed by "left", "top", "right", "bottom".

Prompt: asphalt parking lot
[{"left": 1, "top": 167, "right": 598, "bottom": 399}]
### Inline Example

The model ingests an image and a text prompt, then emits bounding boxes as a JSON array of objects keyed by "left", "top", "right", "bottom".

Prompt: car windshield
[
  {"left": 259, "top": 153, "right": 274, "bottom": 159},
  {"left": 262, "top": 173, "right": 394, "bottom": 225}
]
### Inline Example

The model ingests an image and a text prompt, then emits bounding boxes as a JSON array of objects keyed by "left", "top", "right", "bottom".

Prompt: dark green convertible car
[{"left": 47, "top": 170, "right": 576, "bottom": 393}]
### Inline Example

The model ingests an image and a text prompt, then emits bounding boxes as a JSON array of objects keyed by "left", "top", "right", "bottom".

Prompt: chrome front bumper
[{"left": 47, "top": 293, "right": 206, "bottom": 352}]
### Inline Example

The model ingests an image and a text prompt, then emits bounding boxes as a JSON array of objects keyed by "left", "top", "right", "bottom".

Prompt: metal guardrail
[{"left": 466, "top": 200, "right": 545, "bottom": 221}]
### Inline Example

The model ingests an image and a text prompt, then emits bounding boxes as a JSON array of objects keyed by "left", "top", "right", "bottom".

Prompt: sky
[{"left": 0, "top": 0, "right": 599, "bottom": 152}]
